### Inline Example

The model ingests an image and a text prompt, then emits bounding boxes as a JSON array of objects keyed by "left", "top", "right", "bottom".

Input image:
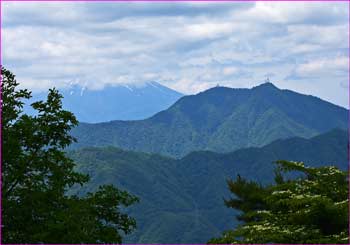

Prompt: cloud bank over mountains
[{"left": 3, "top": 1, "right": 349, "bottom": 107}]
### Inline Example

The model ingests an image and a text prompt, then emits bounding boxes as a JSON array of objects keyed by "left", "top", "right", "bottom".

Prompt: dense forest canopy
[{"left": 1, "top": 67, "right": 138, "bottom": 243}]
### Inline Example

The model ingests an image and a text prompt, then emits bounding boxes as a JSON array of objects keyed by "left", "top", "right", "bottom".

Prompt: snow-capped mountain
[{"left": 25, "top": 82, "right": 183, "bottom": 123}]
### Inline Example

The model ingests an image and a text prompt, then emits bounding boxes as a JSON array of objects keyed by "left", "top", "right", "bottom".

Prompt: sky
[{"left": 2, "top": 1, "right": 349, "bottom": 108}]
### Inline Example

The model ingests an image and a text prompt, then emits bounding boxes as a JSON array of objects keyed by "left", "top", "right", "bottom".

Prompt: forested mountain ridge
[
  {"left": 69, "top": 128, "right": 348, "bottom": 243},
  {"left": 71, "top": 83, "right": 348, "bottom": 157}
]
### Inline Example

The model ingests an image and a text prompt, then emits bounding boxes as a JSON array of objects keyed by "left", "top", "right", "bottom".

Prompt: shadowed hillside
[{"left": 69, "top": 129, "right": 348, "bottom": 243}]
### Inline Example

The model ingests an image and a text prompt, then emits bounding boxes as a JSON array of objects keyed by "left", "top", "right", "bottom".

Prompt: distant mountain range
[
  {"left": 71, "top": 82, "right": 348, "bottom": 157},
  {"left": 25, "top": 81, "right": 183, "bottom": 123},
  {"left": 69, "top": 129, "right": 348, "bottom": 244},
  {"left": 67, "top": 82, "right": 348, "bottom": 243}
]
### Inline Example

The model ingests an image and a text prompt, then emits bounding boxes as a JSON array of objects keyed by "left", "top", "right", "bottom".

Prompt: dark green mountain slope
[
  {"left": 69, "top": 129, "right": 348, "bottom": 243},
  {"left": 71, "top": 83, "right": 348, "bottom": 157}
]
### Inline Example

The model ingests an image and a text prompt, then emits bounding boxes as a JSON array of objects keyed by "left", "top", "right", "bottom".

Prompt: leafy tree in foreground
[
  {"left": 1, "top": 67, "right": 139, "bottom": 243},
  {"left": 208, "top": 160, "right": 349, "bottom": 244}
]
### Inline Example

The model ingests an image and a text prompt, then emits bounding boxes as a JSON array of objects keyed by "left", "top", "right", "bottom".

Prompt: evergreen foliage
[
  {"left": 1, "top": 67, "right": 138, "bottom": 243},
  {"left": 70, "top": 130, "right": 348, "bottom": 243},
  {"left": 208, "top": 161, "right": 349, "bottom": 244}
]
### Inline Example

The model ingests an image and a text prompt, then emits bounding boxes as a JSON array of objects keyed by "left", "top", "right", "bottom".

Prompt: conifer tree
[{"left": 208, "top": 160, "right": 349, "bottom": 244}]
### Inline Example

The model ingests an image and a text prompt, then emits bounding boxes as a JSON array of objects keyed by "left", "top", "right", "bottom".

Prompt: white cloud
[
  {"left": 184, "top": 22, "right": 234, "bottom": 39},
  {"left": 223, "top": 67, "right": 239, "bottom": 76},
  {"left": 2, "top": 1, "right": 349, "bottom": 107},
  {"left": 287, "top": 24, "right": 348, "bottom": 48},
  {"left": 233, "top": 2, "right": 348, "bottom": 25},
  {"left": 295, "top": 56, "right": 348, "bottom": 78}
]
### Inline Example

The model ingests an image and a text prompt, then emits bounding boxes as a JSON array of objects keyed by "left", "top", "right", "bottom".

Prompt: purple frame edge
[{"left": 0, "top": 0, "right": 349, "bottom": 245}]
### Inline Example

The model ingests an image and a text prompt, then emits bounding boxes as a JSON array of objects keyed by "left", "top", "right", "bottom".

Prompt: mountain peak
[
  {"left": 27, "top": 81, "right": 183, "bottom": 123},
  {"left": 146, "top": 81, "right": 162, "bottom": 87},
  {"left": 253, "top": 82, "right": 279, "bottom": 90},
  {"left": 199, "top": 82, "right": 279, "bottom": 96},
  {"left": 72, "top": 80, "right": 348, "bottom": 157}
]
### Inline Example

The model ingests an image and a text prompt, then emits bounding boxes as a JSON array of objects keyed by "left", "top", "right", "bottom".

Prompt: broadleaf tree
[
  {"left": 1, "top": 67, "right": 139, "bottom": 243},
  {"left": 208, "top": 160, "right": 349, "bottom": 244}
]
